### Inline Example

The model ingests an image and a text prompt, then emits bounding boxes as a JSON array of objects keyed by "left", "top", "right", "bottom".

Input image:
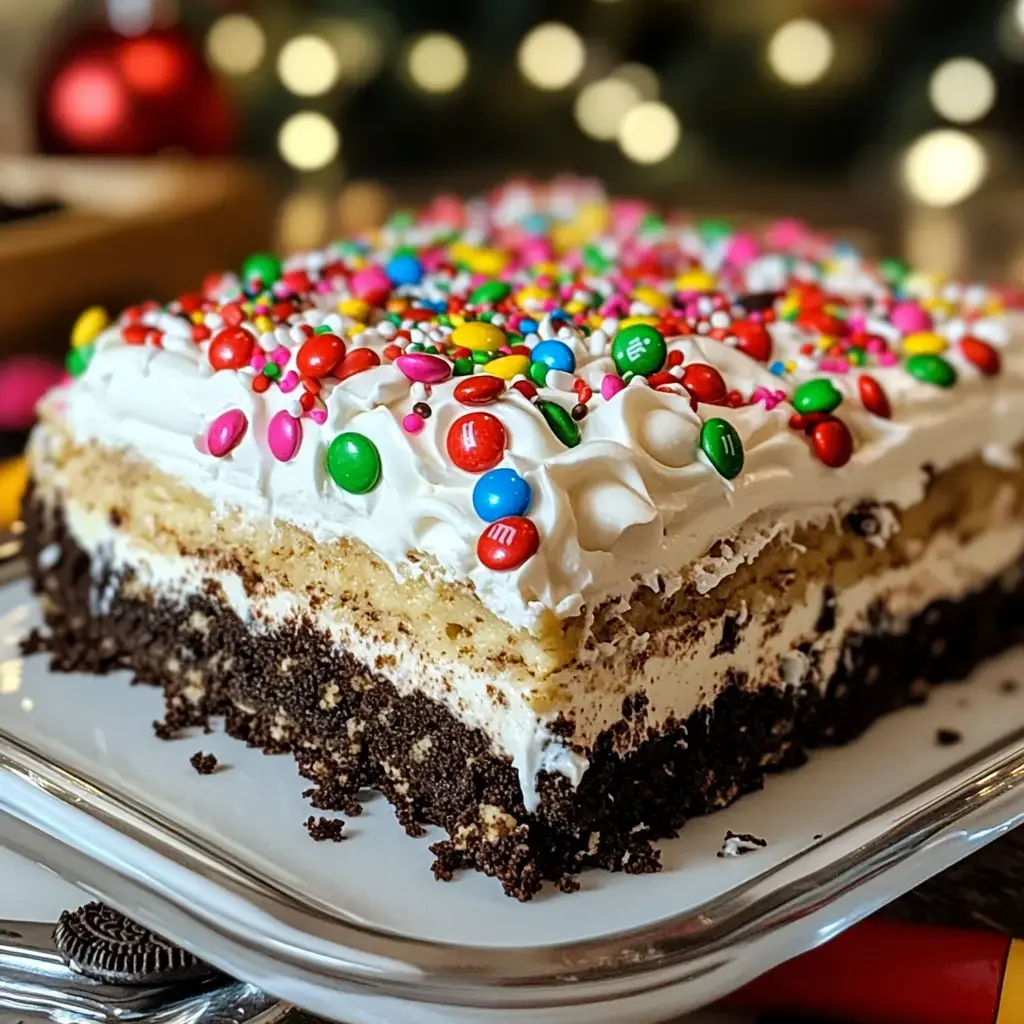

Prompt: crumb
[
  {"left": 1001, "top": 679, "right": 1020, "bottom": 694},
  {"left": 718, "top": 830, "right": 767, "bottom": 858},
  {"left": 556, "top": 874, "right": 581, "bottom": 894},
  {"left": 936, "top": 728, "right": 962, "bottom": 747},
  {"left": 813, "top": 833, "right": 823, "bottom": 840},
  {"left": 305, "top": 815, "right": 346, "bottom": 842},
  {"left": 189, "top": 751, "right": 219, "bottom": 774},
  {"left": 18, "top": 627, "right": 47, "bottom": 655},
  {"left": 153, "top": 720, "right": 177, "bottom": 740}
]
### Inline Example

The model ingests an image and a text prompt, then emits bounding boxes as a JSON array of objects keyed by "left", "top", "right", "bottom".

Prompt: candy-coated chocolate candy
[
  {"left": 731, "top": 320, "right": 772, "bottom": 362},
  {"left": 611, "top": 324, "right": 667, "bottom": 377},
  {"left": 335, "top": 347, "right": 381, "bottom": 381},
  {"left": 792, "top": 378, "right": 843, "bottom": 415},
  {"left": 350, "top": 265, "right": 391, "bottom": 305},
  {"left": 512, "top": 379, "right": 538, "bottom": 400},
  {"left": 858, "top": 375, "right": 891, "bottom": 419},
  {"left": 601, "top": 374, "right": 626, "bottom": 400},
  {"left": 531, "top": 340, "right": 576, "bottom": 373},
  {"left": 453, "top": 356, "right": 476, "bottom": 376},
  {"left": 451, "top": 321, "right": 507, "bottom": 353},
  {"left": 477, "top": 516, "right": 539, "bottom": 571},
  {"left": 297, "top": 334, "right": 346, "bottom": 378},
  {"left": 681, "top": 363, "right": 727, "bottom": 404},
  {"left": 537, "top": 399, "right": 581, "bottom": 448},
  {"left": 455, "top": 375, "right": 505, "bottom": 405},
  {"left": 889, "top": 301, "right": 931, "bottom": 335},
  {"left": 386, "top": 253, "right": 423, "bottom": 286},
  {"left": 267, "top": 410, "right": 301, "bottom": 462},
  {"left": 447, "top": 412, "right": 507, "bottom": 472},
  {"left": 699, "top": 417, "right": 744, "bottom": 479},
  {"left": 960, "top": 335, "right": 1000, "bottom": 376},
  {"left": 208, "top": 327, "right": 255, "bottom": 371},
  {"left": 70, "top": 306, "right": 109, "bottom": 349},
  {"left": 402, "top": 413, "right": 425, "bottom": 433},
  {"left": 65, "top": 344, "right": 93, "bottom": 378},
  {"left": 528, "top": 361, "right": 550, "bottom": 387},
  {"left": 469, "top": 280, "right": 511, "bottom": 305},
  {"left": 906, "top": 353, "right": 957, "bottom": 388},
  {"left": 484, "top": 354, "right": 530, "bottom": 380},
  {"left": 121, "top": 324, "right": 149, "bottom": 345},
  {"left": 326, "top": 431, "right": 382, "bottom": 493},
  {"left": 472, "top": 468, "right": 532, "bottom": 521},
  {"left": 241, "top": 252, "right": 282, "bottom": 287},
  {"left": 395, "top": 352, "right": 452, "bottom": 384},
  {"left": 206, "top": 409, "right": 248, "bottom": 457},
  {"left": 901, "top": 331, "right": 947, "bottom": 356},
  {"left": 811, "top": 416, "right": 853, "bottom": 468}
]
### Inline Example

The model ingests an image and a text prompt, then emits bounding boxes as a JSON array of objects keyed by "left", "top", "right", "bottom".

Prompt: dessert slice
[{"left": 22, "top": 181, "right": 1024, "bottom": 899}]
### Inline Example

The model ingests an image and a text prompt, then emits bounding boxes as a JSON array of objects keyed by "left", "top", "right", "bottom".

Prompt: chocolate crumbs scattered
[
  {"left": 305, "top": 816, "right": 346, "bottom": 842},
  {"left": 1001, "top": 679, "right": 1020, "bottom": 694},
  {"left": 189, "top": 751, "right": 219, "bottom": 775},
  {"left": 936, "top": 728, "right": 962, "bottom": 747}
]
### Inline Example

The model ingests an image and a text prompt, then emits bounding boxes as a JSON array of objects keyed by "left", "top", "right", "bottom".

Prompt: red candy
[
  {"left": 682, "top": 363, "right": 728, "bottom": 404},
  {"left": 297, "top": 334, "right": 346, "bottom": 378},
  {"left": 512, "top": 379, "right": 538, "bottom": 401},
  {"left": 454, "top": 375, "right": 505, "bottom": 405},
  {"left": 959, "top": 335, "right": 1000, "bottom": 376},
  {"left": 858, "top": 374, "right": 892, "bottom": 419},
  {"left": 208, "top": 327, "right": 255, "bottom": 370},
  {"left": 191, "top": 323, "right": 211, "bottom": 343},
  {"left": 334, "top": 347, "right": 381, "bottom": 381},
  {"left": 811, "top": 417, "right": 853, "bottom": 468},
  {"left": 731, "top": 321, "right": 772, "bottom": 362},
  {"left": 121, "top": 324, "right": 148, "bottom": 345},
  {"left": 221, "top": 303, "right": 246, "bottom": 327},
  {"left": 477, "top": 516, "right": 539, "bottom": 571},
  {"left": 447, "top": 412, "right": 506, "bottom": 472}
]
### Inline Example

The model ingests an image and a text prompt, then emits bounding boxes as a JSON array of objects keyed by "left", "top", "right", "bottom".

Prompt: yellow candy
[
  {"left": 816, "top": 335, "right": 835, "bottom": 351},
  {"left": 515, "top": 285, "right": 550, "bottom": 307},
  {"left": 338, "top": 298, "right": 370, "bottom": 320},
  {"left": 676, "top": 269, "right": 717, "bottom": 292},
  {"left": 619, "top": 315, "right": 660, "bottom": 328},
  {"left": 902, "top": 331, "right": 948, "bottom": 355},
  {"left": 633, "top": 287, "right": 670, "bottom": 311},
  {"left": 466, "top": 248, "right": 509, "bottom": 275},
  {"left": 449, "top": 313, "right": 466, "bottom": 327},
  {"left": 451, "top": 321, "right": 506, "bottom": 352},
  {"left": 347, "top": 322, "right": 368, "bottom": 337},
  {"left": 190, "top": 311, "right": 206, "bottom": 325},
  {"left": 0, "top": 457, "right": 27, "bottom": 530},
  {"left": 564, "top": 300, "right": 586, "bottom": 315},
  {"left": 484, "top": 354, "right": 530, "bottom": 380},
  {"left": 253, "top": 315, "right": 273, "bottom": 333},
  {"left": 70, "top": 306, "right": 109, "bottom": 349}
]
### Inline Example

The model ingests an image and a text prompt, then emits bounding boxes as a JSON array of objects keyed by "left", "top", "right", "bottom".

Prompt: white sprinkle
[
  {"left": 410, "top": 382, "right": 429, "bottom": 400},
  {"left": 587, "top": 329, "right": 608, "bottom": 356},
  {"left": 546, "top": 370, "right": 577, "bottom": 392}
]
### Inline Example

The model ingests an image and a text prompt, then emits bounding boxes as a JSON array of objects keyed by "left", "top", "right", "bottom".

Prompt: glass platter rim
[{"left": 2, "top": 559, "right": 1024, "bottom": 1011}]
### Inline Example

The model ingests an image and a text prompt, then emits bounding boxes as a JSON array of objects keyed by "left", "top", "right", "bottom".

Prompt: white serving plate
[{"left": 1, "top": 569, "right": 1024, "bottom": 1023}]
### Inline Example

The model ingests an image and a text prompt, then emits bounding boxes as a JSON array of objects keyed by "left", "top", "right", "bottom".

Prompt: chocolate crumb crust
[
  {"left": 190, "top": 751, "right": 219, "bottom": 775},
  {"left": 21, "top": 489, "right": 1024, "bottom": 899}
]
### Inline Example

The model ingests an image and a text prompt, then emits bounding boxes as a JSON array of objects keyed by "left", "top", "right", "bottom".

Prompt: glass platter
[{"left": 1, "top": 561, "right": 1024, "bottom": 1024}]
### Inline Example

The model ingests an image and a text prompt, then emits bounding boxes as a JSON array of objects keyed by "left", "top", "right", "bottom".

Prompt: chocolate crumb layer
[
  {"left": 21, "top": 488, "right": 1024, "bottom": 899},
  {"left": 305, "top": 816, "right": 346, "bottom": 842},
  {"left": 190, "top": 752, "right": 219, "bottom": 775}
]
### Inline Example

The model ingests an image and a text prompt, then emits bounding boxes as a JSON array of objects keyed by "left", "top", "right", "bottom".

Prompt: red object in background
[
  {"left": 0, "top": 357, "right": 64, "bottom": 432},
  {"left": 38, "top": 23, "right": 233, "bottom": 156},
  {"left": 721, "top": 918, "right": 1016, "bottom": 1024}
]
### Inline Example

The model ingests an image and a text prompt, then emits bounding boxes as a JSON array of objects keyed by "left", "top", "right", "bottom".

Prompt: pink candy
[
  {"left": 402, "top": 412, "right": 425, "bottom": 434},
  {"left": 765, "top": 218, "right": 807, "bottom": 250},
  {"left": 601, "top": 374, "right": 626, "bottom": 401},
  {"left": 724, "top": 232, "right": 759, "bottom": 268},
  {"left": 350, "top": 265, "right": 391, "bottom": 303},
  {"left": 395, "top": 352, "right": 452, "bottom": 384},
  {"left": 206, "top": 409, "right": 248, "bottom": 458},
  {"left": 889, "top": 301, "right": 931, "bottom": 335},
  {"left": 268, "top": 409, "right": 301, "bottom": 462}
]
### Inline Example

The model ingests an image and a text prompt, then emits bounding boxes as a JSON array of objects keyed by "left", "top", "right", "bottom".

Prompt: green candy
[
  {"left": 469, "top": 280, "right": 511, "bottom": 305},
  {"left": 263, "top": 363, "right": 281, "bottom": 381},
  {"left": 611, "top": 324, "right": 667, "bottom": 378},
  {"left": 453, "top": 357, "right": 475, "bottom": 376},
  {"left": 314, "top": 324, "right": 335, "bottom": 335},
  {"left": 241, "top": 252, "right": 282, "bottom": 287},
  {"left": 65, "top": 344, "right": 94, "bottom": 378},
  {"left": 878, "top": 257, "right": 909, "bottom": 287},
  {"left": 326, "top": 432, "right": 381, "bottom": 494},
  {"left": 700, "top": 418, "right": 744, "bottom": 479},
  {"left": 699, "top": 218, "right": 732, "bottom": 243},
  {"left": 792, "top": 378, "right": 843, "bottom": 415},
  {"left": 906, "top": 353, "right": 957, "bottom": 388},
  {"left": 528, "top": 361, "right": 549, "bottom": 387},
  {"left": 471, "top": 349, "right": 492, "bottom": 365},
  {"left": 537, "top": 400, "right": 581, "bottom": 448}
]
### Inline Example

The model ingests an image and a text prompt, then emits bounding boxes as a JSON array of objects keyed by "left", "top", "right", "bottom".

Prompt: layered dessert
[{"left": 22, "top": 180, "right": 1024, "bottom": 899}]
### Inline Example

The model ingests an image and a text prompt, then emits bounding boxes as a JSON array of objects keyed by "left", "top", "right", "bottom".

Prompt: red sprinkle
[
  {"left": 811, "top": 417, "right": 853, "bottom": 467},
  {"left": 208, "top": 327, "right": 255, "bottom": 370},
  {"left": 252, "top": 375, "right": 270, "bottom": 393},
  {"left": 682, "top": 363, "right": 728, "bottom": 404},
  {"left": 477, "top": 516, "right": 539, "bottom": 571},
  {"left": 221, "top": 303, "right": 246, "bottom": 328},
  {"left": 454, "top": 375, "right": 505, "bottom": 405},
  {"left": 858, "top": 374, "right": 892, "bottom": 419},
  {"left": 121, "top": 324, "right": 148, "bottom": 346},
  {"left": 191, "top": 324, "right": 211, "bottom": 343},
  {"left": 299, "top": 390, "right": 316, "bottom": 412},
  {"left": 666, "top": 349, "right": 685, "bottom": 368},
  {"left": 382, "top": 343, "right": 402, "bottom": 362},
  {"left": 512, "top": 379, "right": 538, "bottom": 401},
  {"left": 297, "top": 334, "right": 346, "bottom": 378},
  {"left": 959, "top": 335, "right": 1001, "bottom": 376},
  {"left": 446, "top": 412, "right": 507, "bottom": 473},
  {"left": 334, "top": 348, "right": 381, "bottom": 381}
]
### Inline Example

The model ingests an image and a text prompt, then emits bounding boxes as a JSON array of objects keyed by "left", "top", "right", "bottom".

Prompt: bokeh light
[
  {"left": 928, "top": 58, "right": 996, "bottom": 124},
  {"left": 277, "top": 35, "right": 340, "bottom": 97},
  {"left": 617, "top": 101, "right": 681, "bottom": 164},
  {"left": 902, "top": 129, "right": 988, "bottom": 207},
  {"left": 327, "top": 20, "right": 385, "bottom": 85},
  {"left": 611, "top": 62, "right": 660, "bottom": 100},
  {"left": 575, "top": 77, "right": 642, "bottom": 140},
  {"left": 406, "top": 33, "right": 469, "bottom": 94},
  {"left": 278, "top": 111, "right": 340, "bottom": 171},
  {"left": 205, "top": 14, "right": 266, "bottom": 76},
  {"left": 518, "top": 23, "right": 586, "bottom": 90},
  {"left": 277, "top": 191, "right": 330, "bottom": 251},
  {"left": 766, "top": 19, "right": 835, "bottom": 87}
]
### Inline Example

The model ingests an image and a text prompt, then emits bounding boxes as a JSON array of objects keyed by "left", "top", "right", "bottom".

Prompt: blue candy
[
  {"left": 530, "top": 339, "right": 576, "bottom": 373},
  {"left": 472, "top": 468, "right": 532, "bottom": 522},
  {"left": 386, "top": 253, "right": 423, "bottom": 286},
  {"left": 519, "top": 318, "right": 539, "bottom": 335}
]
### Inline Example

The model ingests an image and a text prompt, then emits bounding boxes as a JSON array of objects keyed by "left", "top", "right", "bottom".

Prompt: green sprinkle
[
  {"left": 241, "top": 252, "right": 282, "bottom": 287},
  {"left": 65, "top": 344, "right": 94, "bottom": 378},
  {"left": 528, "top": 361, "right": 549, "bottom": 387},
  {"left": 906, "top": 353, "right": 957, "bottom": 388},
  {"left": 537, "top": 400, "right": 581, "bottom": 448},
  {"left": 469, "top": 280, "right": 511, "bottom": 305},
  {"left": 792, "top": 378, "right": 843, "bottom": 415},
  {"left": 263, "top": 362, "right": 281, "bottom": 380},
  {"left": 453, "top": 357, "right": 475, "bottom": 376}
]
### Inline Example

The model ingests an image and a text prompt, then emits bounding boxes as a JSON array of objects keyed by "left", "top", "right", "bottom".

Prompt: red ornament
[
  {"left": 297, "top": 334, "right": 346, "bottom": 378},
  {"left": 447, "top": 412, "right": 507, "bottom": 472},
  {"left": 959, "top": 336, "right": 1001, "bottom": 376},
  {"left": 477, "top": 516, "right": 540, "bottom": 571},
  {"left": 682, "top": 363, "right": 728, "bottom": 404},
  {"left": 811, "top": 417, "right": 853, "bottom": 467},
  {"left": 731, "top": 321, "right": 773, "bottom": 362},
  {"left": 454, "top": 375, "right": 505, "bottom": 405},
  {"left": 858, "top": 375, "right": 892, "bottom": 419},
  {"left": 334, "top": 348, "right": 381, "bottom": 381},
  {"left": 208, "top": 327, "right": 254, "bottom": 370}
]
